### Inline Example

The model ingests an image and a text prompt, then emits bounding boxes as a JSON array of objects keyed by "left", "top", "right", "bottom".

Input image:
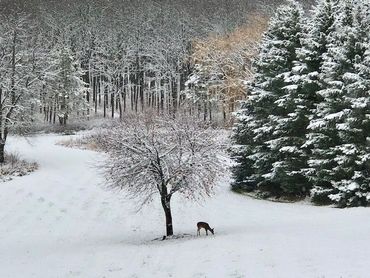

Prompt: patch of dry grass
[
  {"left": 57, "top": 132, "right": 107, "bottom": 152},
  {"left": 0, "top": 153, "right": 38, "bottom": 182}
]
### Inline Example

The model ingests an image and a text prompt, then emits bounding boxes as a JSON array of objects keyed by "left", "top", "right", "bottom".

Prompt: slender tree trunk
[
  {"left": 171, "top": 79, "right": 177, "bottom": 117},
  {"left": 53, "top": 110, "right": 56, "bottom": 124},
  {"left": 49, "top": 105, "right": 53, "bottom": 123},
  {"left": 115, "top": 81, "right": 119, "bottom": 112},
  {"left": 130, "top": 85, "right": 134, "bottom": 112},
  {"left": 0, "top": 142, "right": 5, "bottom": 164},
  {"left": 123, "top": 90, "right": 126, "bottom": 112},
  {"left": 118, "top": 93, "right": 122, "bottom": 120},
  {"left": 140, "top": 79, "right": 144, "bottom": 112},
  {"left": 203, "top": 101, "right": 207, "bottom": 121},
  {"left": 161, "top": 194, "right": 173, "bottom": 236},
  {"left": 156, "top": 78, "right": 160, "bottom": 115},
  {"left": 134, "top": 86, "right": 138, "bottom": 113},
  {"left": 99, "top": 76, "right": 102, "bottom": 107},
  {"left": 223, "top": 101, "right": 227, "bottom": 123},
  {"left": 177, "top": 73, "right": 181, "bottom": 113},
  {"left": 94, "top": 77, "right": 98, "bottom": 114},
  {"left": 111, "top": 91, "right": 115, "bottom": 119},
  {"left": 81, "top": 65, "right": 90, "bottom": 118},
  {"left": 103, "top": 86, "right": 107, "bottom": 118},
  {"left": 161, "top": 87, "right": 164, "bottom": 112}
]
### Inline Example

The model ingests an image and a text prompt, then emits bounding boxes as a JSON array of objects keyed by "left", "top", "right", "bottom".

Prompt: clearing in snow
[{"left": 0, "top": 134, "right": 369, "bottom": 278}]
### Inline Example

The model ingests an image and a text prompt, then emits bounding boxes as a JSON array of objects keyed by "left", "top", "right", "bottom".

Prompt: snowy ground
[{"left": 1, "top": 134, "right": 370, "bottom": 278}]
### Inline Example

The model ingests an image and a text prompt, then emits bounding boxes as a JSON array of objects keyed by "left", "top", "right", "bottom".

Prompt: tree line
[
  {"left": 0, "top": 0, "right": 271, "bottom": 163},
  {"left": 0, "top": 0, "right": 314, "bottom": 163}
]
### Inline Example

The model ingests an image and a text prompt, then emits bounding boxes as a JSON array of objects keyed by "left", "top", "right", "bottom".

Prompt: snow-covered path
[{"left": 1, "top": 134, "right": 370, "bottom": 278}]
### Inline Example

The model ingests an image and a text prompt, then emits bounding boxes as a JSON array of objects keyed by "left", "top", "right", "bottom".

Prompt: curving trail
[{"left": 0, "top": 134, "right": 369, "bottom": 278}]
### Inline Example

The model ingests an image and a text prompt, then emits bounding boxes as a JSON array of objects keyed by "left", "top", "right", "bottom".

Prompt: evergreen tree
[
  {"left": 294, "top": 0, "right": 339, "bottom": 117},
  {"left": 231, "top": 0, "right": 305, "bottom": 196},
  {"left": 270, "top": 0, "right": 341, "bottom": 195},
  {"left": 307, "top": 1, "right": 370, "bottom": 207},
  {"left": 299, "top": 0, "right": 338, "bottom": 74}
]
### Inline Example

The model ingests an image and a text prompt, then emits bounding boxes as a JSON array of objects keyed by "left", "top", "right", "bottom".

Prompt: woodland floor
[{"left": 0, "top": 133, "right": 369, "bottom": 278}]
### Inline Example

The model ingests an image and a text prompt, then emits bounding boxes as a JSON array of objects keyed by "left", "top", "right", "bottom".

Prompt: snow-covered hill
[{"left": 0, "top": 134, "right": 369, "bottom": 278}]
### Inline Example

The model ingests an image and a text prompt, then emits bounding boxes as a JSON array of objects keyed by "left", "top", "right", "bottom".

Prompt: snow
[
  {"left": 1, "top": 134, "right": 370, "bottom": 278},
  {"left": 351, "top": 97, "right": 368, "bottom": 108},
  {"left": 307, "top": 119, "right": 327, "bottom": 129},
  {"left": 336, "top": 144, "right": 358, "bottom": 155},
  {"left": 282, "top": 84, "right": 298, "bottom": 91},
  {"left": 347, "top": 182, "right": 360, "bottom": 191},
  {"left": 343, "top": 72, "right": 360, "bottom": 82},
  {"left": 279, "top": 146, "right": 299, "bottom": 153},
  {"left": 324, "top": 111, "right": 346, "bottom": 120},
  {"left": 328, "top": 193, "right": 342, "bottom": 202},
  {"left": 332, "top": 180, "right": 360, "bottom": 192},
  {"left": 337, "top": 123, "right": 350, "bottom": 130}
]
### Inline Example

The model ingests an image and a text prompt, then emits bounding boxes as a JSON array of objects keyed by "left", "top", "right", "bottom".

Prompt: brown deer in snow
[{"left": 197, "top": 222, "right": 214, "bottom": 236}]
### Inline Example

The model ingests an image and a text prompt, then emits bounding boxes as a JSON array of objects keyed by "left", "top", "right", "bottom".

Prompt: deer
[{"left": 197, "top": 222, "right": 214, "bottom": 236}]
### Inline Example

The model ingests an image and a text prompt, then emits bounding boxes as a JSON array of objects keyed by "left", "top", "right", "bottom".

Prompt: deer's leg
[
  {"left": 206, "top": 229, "right": 208, "bottom": 236},
  {"left": 197, "top": 228, "right": 200, "bottom": 236}
]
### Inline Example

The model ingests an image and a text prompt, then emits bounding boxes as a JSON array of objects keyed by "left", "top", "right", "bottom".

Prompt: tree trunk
[
  {"left": 118, "top": 95, "right": 122, "bottom": 120},
  {"left": 161, "top": 195, "right": 173, "bottom": 236},
  {"left": 103, "top": 86, "right": 107, "bottom": 118},
  {"left": 0, "top": 143, "right": 5, "bottom": 164},
  {"left": 134, "top": 86, "right": 138, "bottom": 113},
  {"left": 111, "top": 91, "right": 115, "bottom": 119},
  {"left": 123, "top": 90, "right": 126, "bottom": 112},
  {"left": 203, "top": 101, "right": 207, "bottom": 121}
]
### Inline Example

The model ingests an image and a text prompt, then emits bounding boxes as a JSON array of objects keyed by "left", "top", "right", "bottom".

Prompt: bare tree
[
  {"left": 0, "top": 13, "right": 40, "bottom": 163},
  {"left": 101, "top": 114, "right": 224, "bottom": 236}
]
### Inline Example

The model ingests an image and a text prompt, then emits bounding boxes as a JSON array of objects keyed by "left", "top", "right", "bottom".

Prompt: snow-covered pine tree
[
  {"left": 231, "top": 0, "right": 305, "bottom": 196},
  {"left": 45, "top": 45, "right": 88, "bottom": 126},
  {"left": 307, "top": 0, "right": 370, "bottom": 207},
  {"left": 294, "top": 0, "right": 339, "bottom": 115},
  {"left": 268, "top": 0, "right": 341, "bottom": 195},
  {"left": 299, "top": 0, "right": 338, "bottom": 75}
]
